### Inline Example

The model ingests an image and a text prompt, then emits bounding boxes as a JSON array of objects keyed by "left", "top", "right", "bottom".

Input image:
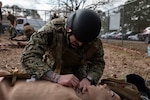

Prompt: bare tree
[
  {"left": 46, "top": 0, "right": 112, "bottom": 12},
  {"left": 59, "top": 0, "right": 87, "bottom": 12},
  {"left": 84, "top": 0, "right": 110, "bottom": 10}
]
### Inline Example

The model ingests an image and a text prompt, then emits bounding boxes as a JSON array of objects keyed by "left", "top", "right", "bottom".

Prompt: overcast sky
[
  {"left": 2, "top": 0, "right": 127, "bottom": 11},
  {"left": 2, "top": 0, "right": 52, "bottom": 10}
]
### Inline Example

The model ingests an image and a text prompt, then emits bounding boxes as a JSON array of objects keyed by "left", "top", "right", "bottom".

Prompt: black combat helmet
[{"left": 66, "top": 9, "right": 101, "bottom": 43}]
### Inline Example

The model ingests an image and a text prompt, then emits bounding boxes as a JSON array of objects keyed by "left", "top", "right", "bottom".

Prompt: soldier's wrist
[
  {"left": 86, "top": 75, "right": 93, "bottom": 83},
  {"left": 53, "top": 74, "right": 60, "bottom": 83},
  {"left": 43, "top": 71, "right": 60, "bottom": 83}
]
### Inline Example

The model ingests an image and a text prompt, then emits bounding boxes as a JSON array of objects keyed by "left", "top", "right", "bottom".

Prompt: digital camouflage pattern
[{"left": 21, "top": 18, "right": 105, "bottom": 85}]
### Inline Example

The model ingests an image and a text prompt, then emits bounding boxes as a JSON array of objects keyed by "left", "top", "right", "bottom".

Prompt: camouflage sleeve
[
  {"left": 88, "top": 39, "right": 105, "bottom": 84},
  {"left": 21, "top": 21, "right": 55, "bottom": 79}
]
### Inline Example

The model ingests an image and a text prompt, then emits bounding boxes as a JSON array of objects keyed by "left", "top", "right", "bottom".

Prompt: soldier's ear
[{"left": 66, "top": 27, "right": 72, "bottom": 33}]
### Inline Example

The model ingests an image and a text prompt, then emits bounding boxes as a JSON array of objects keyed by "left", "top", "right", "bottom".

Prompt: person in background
[
  {"left": 7, "top": 11, "right": 17, "bottom": 39},
  {"left": 23, "top": 22, "right": 35, "bottom": 40},
  {"left": 51, "top": 12, "right": 58, "bottom": 20},
  {"left": 0, "top": 1, "right": 3, "bottom": 34},
  {"left": 21, "top": 9, "right": 105, "bottom": 94},
  {"left": 12, "top": 22, "right": 35, "bottom": 47}
]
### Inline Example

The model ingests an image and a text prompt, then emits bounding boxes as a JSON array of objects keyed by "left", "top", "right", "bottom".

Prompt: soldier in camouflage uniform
[
  {"left": 21, "top": 9, "right": 105, "bottom": 94},
  {"left": 23, "top": 23, "right": 35, "bottom": 40},
  {"left": 7, "top": 11, "right": 17, "bottom": 39}
]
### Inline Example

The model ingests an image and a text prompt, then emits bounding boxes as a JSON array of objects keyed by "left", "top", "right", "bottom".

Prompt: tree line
[{"left": 123, "top": 0, "right": 150, "bottom": 32}]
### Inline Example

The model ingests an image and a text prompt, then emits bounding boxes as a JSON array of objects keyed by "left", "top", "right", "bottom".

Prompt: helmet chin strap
[{"left": 66, "top": 33, "right": 72, "bottom": 45}]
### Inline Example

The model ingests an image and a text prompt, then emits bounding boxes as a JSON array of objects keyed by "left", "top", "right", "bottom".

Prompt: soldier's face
[{"left": 69, "top": 34, "right": 83, "bottom": 49}]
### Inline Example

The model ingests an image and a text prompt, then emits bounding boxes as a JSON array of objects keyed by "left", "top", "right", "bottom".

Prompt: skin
[
  {"left": 69, "top": 34, "right": 83, "bottom": 49},
  {"left": 83, "top": 84, "right": 121, "bottom": 100}
]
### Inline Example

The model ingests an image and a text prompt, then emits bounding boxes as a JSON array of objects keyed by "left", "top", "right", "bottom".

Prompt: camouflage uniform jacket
[{"left": 21, "top": 18, "right": 105, "bottom": 85}]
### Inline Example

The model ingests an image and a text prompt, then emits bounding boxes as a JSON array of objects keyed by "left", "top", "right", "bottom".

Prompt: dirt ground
[
  {"left": 0, "top": 33, "right": 150, "bottom": 86},
  {"left": 102, "top": 43, "right": 150, "bottom": 79}
]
